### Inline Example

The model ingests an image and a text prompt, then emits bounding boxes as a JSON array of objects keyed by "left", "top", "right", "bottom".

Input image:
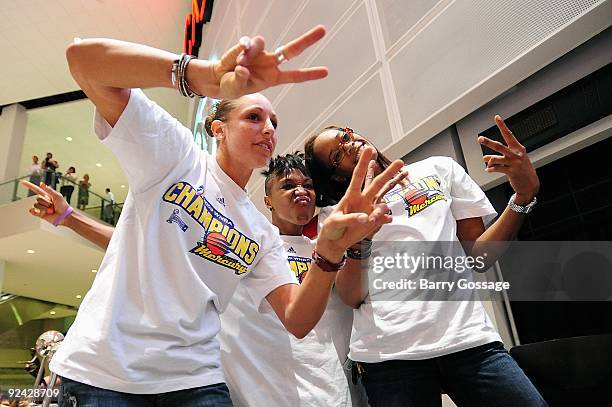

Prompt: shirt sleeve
[
  {"left": 241, "top": 232, "right": 298, "bottom": 312},
  {"left": 94, "top": 89, "right": 199, "bottom": 194},
  {"left": 448, "top": 158, "right": 497, "bottom": 224}
]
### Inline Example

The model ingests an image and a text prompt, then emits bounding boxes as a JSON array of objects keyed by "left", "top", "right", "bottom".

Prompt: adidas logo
[{"left": 287, "top": 247, "right": 297, "bottom": 253}]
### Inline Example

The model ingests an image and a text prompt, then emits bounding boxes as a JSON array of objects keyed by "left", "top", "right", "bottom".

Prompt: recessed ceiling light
[
  {"left": 76, "top": 295, "right": 82, "bottom": 299},
  {"left": 65, "top": 137, "right": 73, "bottom": 141},
  {"left": 120, "top": 185, "right": 126, "bottom": 189},
  {"left": 26, "top": 249, "right": 35, "bottom": 254},
  {"left": 50, "top": 311, "right": 56, "bottom": 315},
  {"left": 91, "top": 269, "right": 97, "bottom": 273},
  {"left": 95, "top": 163, "right": 102, "bottom": 167}
]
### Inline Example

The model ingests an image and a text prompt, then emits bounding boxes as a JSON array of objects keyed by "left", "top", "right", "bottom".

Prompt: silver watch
[{"left": 508, "top": 193, "right": 537, "bottom": 214}]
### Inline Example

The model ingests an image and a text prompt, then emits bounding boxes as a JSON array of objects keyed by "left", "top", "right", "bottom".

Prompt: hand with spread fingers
[
  {"left": 479, "top": 115, "right": 540, "bottom": 202},
  {"left": 363, "top": 160, "right": 408, "bottom": 239},
  {"left": 208, "top": 25, "right": 329, "bottom": 99},
  {"left": 315, "top": 147, "right": 407, "bottom": 261},
  {"left": 22, "top": 180, "right": 70, "bottom": 225}
]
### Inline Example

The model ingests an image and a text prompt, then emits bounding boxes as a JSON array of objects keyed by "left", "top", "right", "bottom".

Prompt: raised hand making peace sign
[
  {"left": 203, "top": 25, "right": 329, "bottom": 99},
  {"left": 479, "top": 115, "right": 540, "bottom": 202},
  {"left": 315, "top": 147, "right": 407, "bottom": 261},
  {"left": 22, "top": 180, "right": 71, "bottom": 226}
]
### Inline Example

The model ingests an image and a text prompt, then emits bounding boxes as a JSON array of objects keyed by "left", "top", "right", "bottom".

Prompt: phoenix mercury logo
[
  {"left": 163, "top": 182, "right": 259, "bottom": 275},
  {"left": 384, "top": 175, "right": 448, "bottom": 217}
]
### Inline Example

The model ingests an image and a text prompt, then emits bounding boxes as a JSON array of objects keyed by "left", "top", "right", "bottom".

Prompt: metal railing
[{"left": 0, "top": 171, "right": 122, "bottom": 225}]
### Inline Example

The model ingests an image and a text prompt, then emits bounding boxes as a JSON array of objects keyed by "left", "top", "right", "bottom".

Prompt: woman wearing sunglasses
[{"left": 304, "top": 121, "right": 547, "bottom": 407}]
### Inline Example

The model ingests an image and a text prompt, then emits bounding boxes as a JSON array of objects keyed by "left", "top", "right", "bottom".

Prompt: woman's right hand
[
  {"left": 22, "top": 181, "right": 71, "bottom": 226},
  {"left": 198, "top": 25, "right": 329, "bottom": 99},
  {"left": 315, "top": 148, "right": 406, "bottom": 262},
  {"left": 363, "top": 160, "right": 408, "bottom": 240}
]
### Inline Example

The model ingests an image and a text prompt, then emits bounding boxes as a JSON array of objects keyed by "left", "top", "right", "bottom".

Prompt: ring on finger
[{"left": 274, "top": 47, "right": 288, "bottom": 64}]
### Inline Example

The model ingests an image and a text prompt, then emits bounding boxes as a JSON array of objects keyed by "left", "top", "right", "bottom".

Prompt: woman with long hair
[{"left": 305, "top": 122, "right": 546, "bottom": 406}]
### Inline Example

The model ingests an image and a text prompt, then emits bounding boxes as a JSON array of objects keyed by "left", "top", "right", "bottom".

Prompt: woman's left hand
[
  {"left": 479, "top": 115, "right": 540, "bottom": 202},
  {"left": 315, "top": 147, "right": 406, "bottom": 262}
]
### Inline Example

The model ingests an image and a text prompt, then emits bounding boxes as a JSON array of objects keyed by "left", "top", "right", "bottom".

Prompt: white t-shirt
[
  {"left": 60, "top": 172, "right": 77, "bottom": 187},
  {"left": 220, "top": 234, "right": 353, "bottom": 407},
  {"left": 28, "top": 163, "right": 41, "bottom": 176},
  {"left": 50, "top": 89, "right": 296, "bottom": 394},
  {"left": 321, "top": 157, "right": 501, "bottom": 362}
]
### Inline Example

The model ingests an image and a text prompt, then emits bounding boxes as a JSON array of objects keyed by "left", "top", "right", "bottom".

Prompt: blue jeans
[
  {"left": 343, "top": 357, "right": 370, "bottom": 407},
  {"left": 360, "top": 341, "right": 547, "bottom": 407},
  {"left": 59, "top": 377, "right": 232, "bottom": 407}
]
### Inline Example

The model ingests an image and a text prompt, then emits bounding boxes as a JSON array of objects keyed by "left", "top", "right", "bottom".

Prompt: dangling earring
[{"left": 268, "top": 206, "right": 273, "bottom": 212}]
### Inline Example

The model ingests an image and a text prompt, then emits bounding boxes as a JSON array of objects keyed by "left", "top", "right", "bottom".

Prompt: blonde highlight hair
[{"left": 204, "top": 99, "right": 242, "bottom": 138}]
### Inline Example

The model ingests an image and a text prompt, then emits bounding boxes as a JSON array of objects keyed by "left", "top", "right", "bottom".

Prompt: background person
[
  {"left": 59, "top": 166, "right": 77, "bottom": 205},
  {"left": 42, "top": 152, "right": 59, "bottom": 189},
  {"left": 27, "top": 155, "right": 42, "bottom": 197},
  {"left": 102, "top": 187, "right": 115, "bottom": 224},
  {"left": 77, "top": 174, "right": 90, "bottom": 210},
  {"left": 304, "top": 119, "right": 546, "bottom": 407}
]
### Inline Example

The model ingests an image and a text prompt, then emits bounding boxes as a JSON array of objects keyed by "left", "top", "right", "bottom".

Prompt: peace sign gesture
[
  {"left": 479, "top": 115, "right": 540, "bottom": 201},
  {"left": 206, "top": 25, "right": 329, "bottom": 99},
  {"left": 315, "top": 147, "right": 406, "bottom": 261},
  {"left": 21, "top": 181, "right": 70, "bottom": 225}
]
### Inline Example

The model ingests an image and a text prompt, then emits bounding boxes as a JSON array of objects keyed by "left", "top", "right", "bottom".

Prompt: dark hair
[
  {"left": 304, "top": 125, "right": 392, "bottom": 207},
  {"left": 68, "top": 166, "right": 76, "bottom": 172},
  {"left": 204, "top": 99, "right": 242, "bottom": 138},
  {"left": 261, "top": 152, "right": 310, "bottom": 195}
]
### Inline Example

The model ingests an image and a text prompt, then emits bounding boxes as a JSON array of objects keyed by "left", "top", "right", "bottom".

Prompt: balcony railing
[{"left": 0, "top": 171, "right": 122, "bottom": 225}]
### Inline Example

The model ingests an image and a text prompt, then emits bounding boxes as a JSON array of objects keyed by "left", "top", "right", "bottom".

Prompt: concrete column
[{"left": 0, "top": 104, "right": 27, "bottom": 182}]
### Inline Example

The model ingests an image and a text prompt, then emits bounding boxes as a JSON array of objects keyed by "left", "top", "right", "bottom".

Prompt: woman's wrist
[
  {"left": 63, "top": 210, "right": 77, "bottom": 228},
  {"left": 512, "top": 192, "right": 536, "bottom": 206},
  {"left": 346, "top": 238, "right": 372, "bottom": 260},
  {"left": 312, "top": 249, "right": 346, "bottom": 272},
  {"left": 53, "top": 206, "right": 74, "bottom": 227},
  {"left": 185, "top": 59, "right": 219, "bottom": 98},
  {"left": 313, "top": 243, "right": 345, "bottom": 264}
]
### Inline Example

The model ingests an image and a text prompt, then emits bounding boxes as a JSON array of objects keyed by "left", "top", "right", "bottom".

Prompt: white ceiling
[
  {"left": 1, "top": 0, "right": 194, "bottom": 203},
  {"left": 0, "top": 0, "right": 190, "bottom": 105},
  {"left": 0, "top": 0, "right": 196, "bottom": 308}
]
